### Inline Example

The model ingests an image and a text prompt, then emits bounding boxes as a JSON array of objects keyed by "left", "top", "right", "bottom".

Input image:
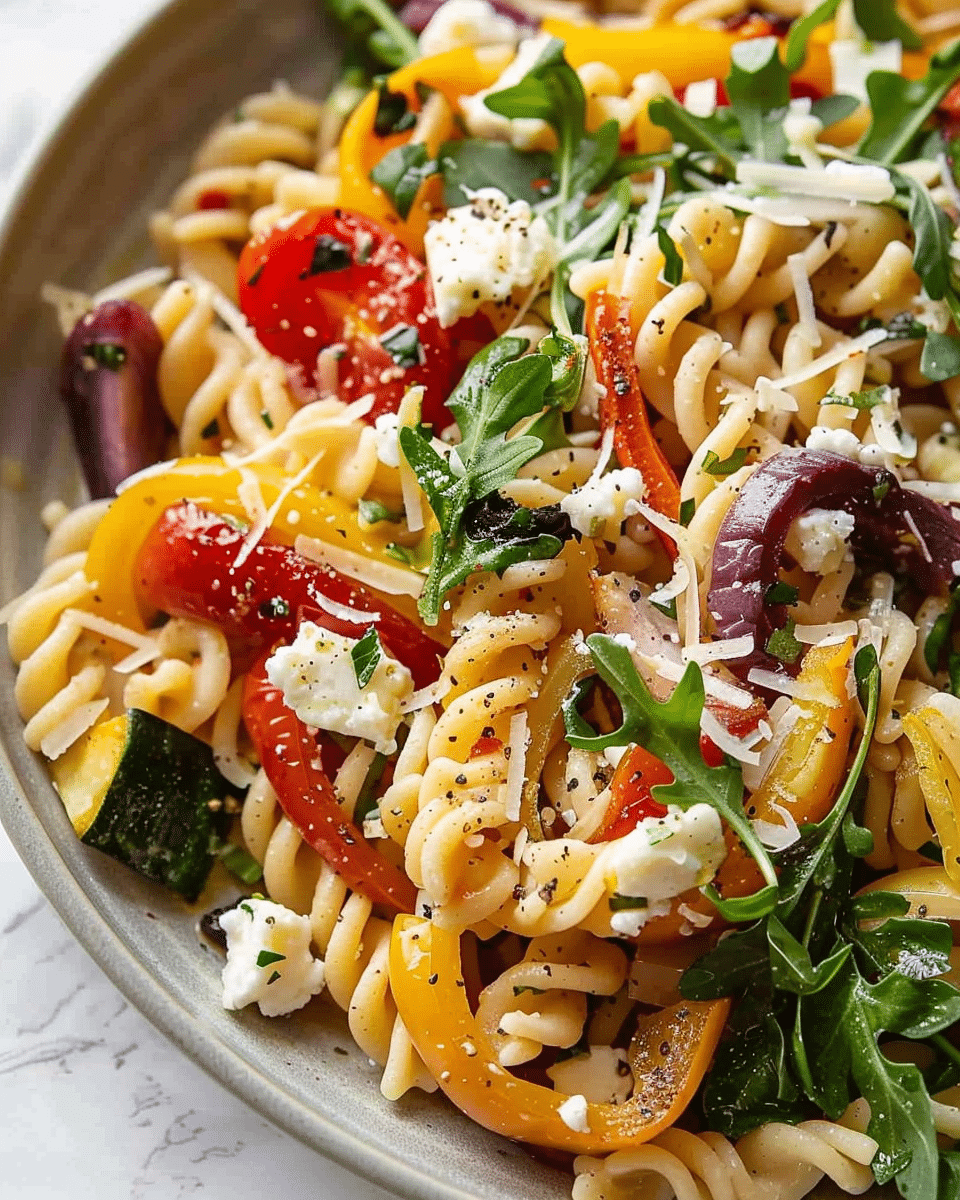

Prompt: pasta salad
[{"left": 9, "top": 0, "right": 960, "bottom": 1197}]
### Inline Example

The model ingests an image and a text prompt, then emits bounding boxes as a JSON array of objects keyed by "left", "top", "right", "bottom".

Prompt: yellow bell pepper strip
[
  {"left": 904, "top": 700, "right": 960, "bottom": 884},
  {"left": 389, "top": 915, "right": 730, "bottom": 1152},
  {"left": 82, "top": 456, "right": 418, "bottom": 631},
  {"left": 338, "top": 46, "right": 511, "bottom": 254},
  {"left": 638, "top": 637, "right": 855, "bottom": 944},
  {"left": 542, "top": 18, "right": 929, "bottom": 95}
]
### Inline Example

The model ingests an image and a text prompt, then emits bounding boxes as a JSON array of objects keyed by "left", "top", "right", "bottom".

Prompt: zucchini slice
[{"left": 51, "top": 709, "right": 233, "bottom": 901}]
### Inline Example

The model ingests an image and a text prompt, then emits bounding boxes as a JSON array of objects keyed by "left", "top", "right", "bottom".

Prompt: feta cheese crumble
[
  {"left": 424, "top": 187, "right": 557, "bottom": 328},
  {"left": 785, "top": 508, "right": 856, "bottom": 575},
  {"left": 266, "top": 621, "right": 413, "bottom": 754},
  {"left": 604, "top": 803, "right": 725, "bottom": 937},
  {"left": 418, "top": 0, "right": 519, "bottom": 59},
  {"left": 559, "top": 467, "right": 647, "bottom": 536},
  {"left": 557, "top": 1093, "right": 591, "bottom": 1133},
  {"left": 220, "top": 898, "right": 325, "bottom": 1017}
]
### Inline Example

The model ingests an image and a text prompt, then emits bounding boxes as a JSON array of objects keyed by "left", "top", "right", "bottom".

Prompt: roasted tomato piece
[{"left": 238, "top": 207, "right": 457, "bottom": 426}]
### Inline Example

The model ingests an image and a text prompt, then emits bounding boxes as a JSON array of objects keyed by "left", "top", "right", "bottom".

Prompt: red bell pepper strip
[
  {"left": 243, "top": 656, "right": 417, "bottom": 913},
  {"left": 586, "top": 289, "right": 681, "bottom": 523},
  {"left": 135, "top": 502, "right": 444, "bottom": 688}
]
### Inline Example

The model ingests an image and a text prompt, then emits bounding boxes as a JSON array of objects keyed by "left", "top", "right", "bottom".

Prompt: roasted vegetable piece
[
  {"left": 60, "top": 299, "right": 167, "bottom": 499},
  {"left": 390, "top": 915, "right": 730, "bottom": 1151},
  {"left": 243, "top": 656, "right": 417, "bottom": 912},
  {"left": 135, "top": 502, "right": 444, "bottom": 687},
  {"left": 50, "top": 709, "right": 232, "bottom": 901},
  {"left": 708, "top": 449, "right": 960, "bottom": 679}
]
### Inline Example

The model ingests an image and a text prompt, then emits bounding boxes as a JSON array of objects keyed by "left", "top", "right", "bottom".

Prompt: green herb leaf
[
  {"left": 351, "top": 626, "right": 383, "bottom": 689},
  {"left": 822, "top": 385, "right": 890, "bottom": 411},
  {"left": 372, "top": 83, "right": 418, "bottom": 136},
  {"left": 656, "top": 226, "right": 683, "bottom": 286},
  {"left": 370, "top": 143, "right": 437, "bottom": 219},
  {"left": 809, "top": 93, "right": 860, "bottom": 129},
  {"left": 647, "top": 95, "right": 741, "bottom": 174},
  {"left": 201, "top": 417, "right": 220, "bottom": 440},
  {"left": 379, "top": 322, "right": 422, "bottom": 368},
  {"left": 256, "top": 949, "right": 286, "bottom": 968},
  {"left": 702, "top": 447, "right": 748, "bottom": 476},
  {"left": 299, "top": 234, "right": 352, "bottom": 276},
  {"left": 921, "top": 330, "right": 960, "bottom": 383},
  {"left": 765, "top": 581, "right": 799, "bottom": 606},
  {"left": 438, "top": 139, "right": 554, "bottom": 207},
  {"left": 784, "top": 0, "right": 841, "bottom": 72},
  {"left": 219, "top": 844, "right": 264, "bottom": 885},
  {"left": 354, "top": 751, "right": 389, "bottom": 824},
  {"left": 852, "top": 0, "right": 922, "bottom": 51},
  {"left": 767, "top": 914, "right": 852, "bottom": 996},
  {"left": 563, "top": 635, "right": 779, "bottom": 913},
  {"left": 325, "top": 0, "right": 419, "bottom": 73},
  {"left": 725, "top": 37, "right": 790, "bottom": 162},
  {"left": 860, "top": 40, "right": 960, "bottom": 163},
  {"left": 89, "top": 342, "right": 127, "bottom": 370},
  {"left": 678, "top": 497, "right": 695, "bottom": 526},
  {"left": 358, "top": 498, "right": 403, "bottom": 526},
  {"left": 766, "top": 618, "right": 803, "bottom": 665},
  {"left": 609, "top": 893, "right": 649, "bottom": 912}
]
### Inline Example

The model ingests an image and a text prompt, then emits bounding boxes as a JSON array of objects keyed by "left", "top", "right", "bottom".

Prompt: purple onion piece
[
  {"left": 60, "top": 299, "right": 168, "bottom": 499},
  {"left": 397, "top": 0, "right": 538, "bottom": 34},
  {"left": 707, "top": 448, "right": 960, "bottom": 680}
]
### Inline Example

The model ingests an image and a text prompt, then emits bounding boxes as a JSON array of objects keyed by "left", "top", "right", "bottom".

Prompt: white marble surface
[{"left": 0, "top": 3, "right": 395, "bottom": 1197}]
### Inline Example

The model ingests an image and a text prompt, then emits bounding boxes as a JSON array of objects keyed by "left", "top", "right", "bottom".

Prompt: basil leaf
[
  {"left": 299, "top": 234, "right": 352, "bottom": 276},
  {"left": 372, "top": 83, "right": 417, "bottom": 136},
  {"left": 860, "top": 40, "right": 960, "bottom": 164},
  {"left": 379, "top": 322, "right": 422, "bottom": 368},
  {"left": 370, "top": 143, "right": 437, "bottom": 219},
  {"left": 351, "top": 626, "right": 383, "bottom": 689},
  {"left": 256, "top": 949, "right": 286, "bottom": 968},
  {"left": 438, "top": 139, "right": 554, "bottom": 207},
  {"left": 765, "top": 581, "right": 799, "bottom": 606}
]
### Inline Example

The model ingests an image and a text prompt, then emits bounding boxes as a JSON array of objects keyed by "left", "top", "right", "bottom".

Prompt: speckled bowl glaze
[{"left": 0, "top": 4, "right": 886, "bottom": 1198}]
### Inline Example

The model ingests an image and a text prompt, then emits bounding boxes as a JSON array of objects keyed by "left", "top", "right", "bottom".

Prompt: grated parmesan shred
[
  {"left": 700, "top": 707, "right": 762, "bottom": 766},
  {"left": 787, "top": 253, "right": 821, "bottom": 348},
  {"left": 682, "top": 635, "right": 754, "bottom": 665},
  {"left": 501, "top": 711, "right": 529, "bottom": 823},
  {"left": 294, "top": 534, "right": 425, "bottom": 598},
  {"left": 40, "top": 698, "right": 110, "bottom": 760}
]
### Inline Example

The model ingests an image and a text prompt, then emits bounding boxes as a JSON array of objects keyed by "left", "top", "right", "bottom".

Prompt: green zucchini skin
[{"left": 82, "top": 709, "right": 234, "bottom": 901}]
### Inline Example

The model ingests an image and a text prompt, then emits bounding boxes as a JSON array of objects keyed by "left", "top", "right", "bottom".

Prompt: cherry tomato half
[
  {"left": 238, "top": 208, "right": 457, "bottom": 426},
  {"left": 592, "top": 744, "right": 671, "bottom": 843}
]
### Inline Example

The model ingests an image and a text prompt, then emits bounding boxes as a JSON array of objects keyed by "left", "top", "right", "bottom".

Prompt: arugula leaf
[
  {"left": 324, "top": 0, "right": 419, "bottom": 71},
  {"left": 784, "top": 0, "right": 841, "bottom": 71},
  {"left": 809, "top": 93, "right": 860, "bottom": 129},
  {"left": 370, "top": 144, "right": 437, "bottom": 219},
  {"left": 924, "top": 591, "right": 958, "bottom": 675},
  {"left": 767, "top": 913, "right": 851, "bottom": 995},
  {"left": 399, "top": 336, "right": 575, "bottom": 623},
  {"left": 647, "top": 95, "right": 740, "bottom": 174},
  {"left": 852, "top": 0, "right": 922, "bottom": 51},
  {"left": 725, "top": 37, "right": 790, "bottom": 162},
  {"left": 438, "top": 139, "right": 554, "bottom": 208},
  {"left": 921, "top": 331, "right": 960, "bottom": 383},
  {"left": 860, "top": 41, "right": 960, "bottom": 164},
  {"left": 890, "top": 170, "right": 960, "bottom": 325},
  {"left": 563, "top": 634, "right": 779, "bottom": 917}
]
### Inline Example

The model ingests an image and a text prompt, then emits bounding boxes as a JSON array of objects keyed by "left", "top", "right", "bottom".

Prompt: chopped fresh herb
[
  {"left": 358, "top": 498, "right": 403, "bottom": 525},
  {"left": 884, "top": 312, "right": 929, "bottom": 341},
  {"left": 373, "top": 84, "right": 417, "bottom": 137},
  {"left": 679, "top": 498, "right": 695, "bottom": 526},
  {"left": 259, "top": 596, "right": 290, "bottom": 619},
  {"left": 702, "top": 447, "right": 748, "bottom": 476},
  {"left": 354, "top": 751, "right": 389, "bottom": 824},
  {"left": 260, "top": 410, "right": 274, "bottom": 430},
  {"left": 89, "top": 342, "right": 127, "bottom": 371},
  {"left": 240, "top": 901, "right": 254, "bottom": 918},
  {"left": 201, "top": 417, "right": 220, "bottom": 440},
  {"left": 656, "top": 226, "right": 683, "bottom": 286},
  {"left": 563, "top": 635, "right": 779, "bottom": 921},
  {"left": 822, "top": 385, "right": 890, "bottom": 411},
  {"left": 246, "top": 263, "right": 265, "bottom": 287},
  {"left": 370, "top": 143, "right": 437, "bottom": 219},
  {"left": 299, "top": 234, "right": 353, "bottom": 277},
  {"left": 379, "top": 323, "right": 422, "bottom": 368},
  {"left": 513, "top": 985, "right": 547, "bottom": 996},
  {"left": 351, "top": 626, "right": 383, "bottom": 689},
  {"left": 609, "top": 893, "right": 649, "bottom": 912},
  {"left": 918, "top": 840, "right": 945, "bottom": 864},
  {"left": 764, "top": 581, "right": 799, "bottom": 607},
  {"left": 784, "top": 0, "right": 840, "bottom": 71},
  {"left": 325, "top": 0, "right": 418, "bottom": 72},
  {"left": 765, "top": 618, "right": 803, "bottom": 665},
  {"left": 774, "top": 301, "right": 790, "bottom": 324},
  {"left": 649, "top": 592, "right": 678, "bottom": 620},
  {"left": 219, "top": 844, "right": 263, "bottom": 885},
  {"left": 384, "top": 542, "right": 416, "bottom": 565},
  {"left": 873, "top": 479, "right": 891, "bottom": 505},
  {"left": 256, "top": 950, "right": 286, "bottom": 968}
]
